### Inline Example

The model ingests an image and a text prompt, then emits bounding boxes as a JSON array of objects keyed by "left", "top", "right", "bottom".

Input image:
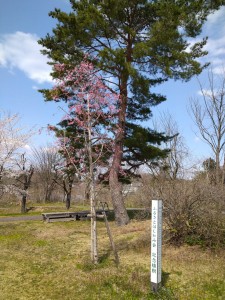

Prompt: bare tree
[
  {"left": 0, "top": 113, "right": 32, "bottom": 183},
  {"left": 0, "top": 112, "right": 33, "bottom": 204},
  {"left": 152, "top": 112, "right": 189, "bottom": 179},
  {"left": 14, "top": 154, "right": 34, "bottom": 213},
  {"left": 32, "top": 145, "right": 61, "bottom": 202},
  {"left": 190, "top": 69, "right": 225, "bottom": 184},
  {"left": 53, "top": 163, "right": 77, "bottom": 210}
]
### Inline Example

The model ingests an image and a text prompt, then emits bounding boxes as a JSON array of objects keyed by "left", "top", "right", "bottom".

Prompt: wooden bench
[{"left": 42, "top": 209, "right": 109, "bottom": 222}]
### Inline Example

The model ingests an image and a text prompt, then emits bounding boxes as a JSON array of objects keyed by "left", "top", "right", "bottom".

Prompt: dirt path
[
  {"left": 0, "top": 215, "right": 42, "bottom": 222},
  {"left": 0, "top": 208, "right": 151, "bottom": 223}
]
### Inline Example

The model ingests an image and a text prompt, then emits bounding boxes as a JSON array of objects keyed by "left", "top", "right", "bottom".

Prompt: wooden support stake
[{"left": 102, "top": 210, "right": 119, "bottom": 265}]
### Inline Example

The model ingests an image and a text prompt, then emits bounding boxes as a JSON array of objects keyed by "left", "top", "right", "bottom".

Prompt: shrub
[{"left": 141, "top": 175, "right": 225, "bottom": 248}]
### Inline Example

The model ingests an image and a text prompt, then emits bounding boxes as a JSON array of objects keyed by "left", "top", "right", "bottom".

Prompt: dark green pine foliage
[
  {"left": 53, "top": 120, "right": 85, "bottom": 165},
  {"left": 51, "top": 114, "right": 92, "bottom": 174},
  {"left": 124, "top": 123, "right": 170, "bottom": 172},
  {"left": 52, "top": 116, "right": 113, "bottom": 173}
]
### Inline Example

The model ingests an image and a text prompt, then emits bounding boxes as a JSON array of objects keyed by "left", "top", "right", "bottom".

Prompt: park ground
[{"left": 0, "top": 204, "right": 224, "bottom": 300}]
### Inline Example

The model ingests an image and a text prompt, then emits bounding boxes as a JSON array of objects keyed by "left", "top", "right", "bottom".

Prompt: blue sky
[{"left": 0, "top": 1, "right": 225, "bottom": 163}]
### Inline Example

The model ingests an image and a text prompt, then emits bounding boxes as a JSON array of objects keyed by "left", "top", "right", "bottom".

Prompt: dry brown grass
[{"left": 0, "top": 218, "right": 224, "bottom": 300}]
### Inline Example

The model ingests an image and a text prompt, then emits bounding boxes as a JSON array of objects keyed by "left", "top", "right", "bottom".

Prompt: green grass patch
[{"left": 0, "top": 232, "right": 23, "bottom": 241}]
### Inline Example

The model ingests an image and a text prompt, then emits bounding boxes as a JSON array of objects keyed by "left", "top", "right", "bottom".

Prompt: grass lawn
[{"left": 0, "top": 218, "right": 224, "bottom": 300}]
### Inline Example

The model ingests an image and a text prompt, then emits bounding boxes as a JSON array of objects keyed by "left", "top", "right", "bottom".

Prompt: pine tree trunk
[
  {"left": 109, "top": 75, "right": 129, "bottom": 226},
  {"left": 109, "top": 164, "right": 129, "bottom": 226}
]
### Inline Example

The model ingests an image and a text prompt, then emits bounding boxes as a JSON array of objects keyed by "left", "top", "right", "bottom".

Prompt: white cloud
[
  {"left": 185, "top": 7, "right": 225, "bottom": 75},
  {"left": 207, "top": 7, "right": 225, "bottom": 26},
  {"left": 197, "top": 85, "right": 225, "bottom": 97},
  {"left": 205, "top": 36, "right": 225, "bottom": 57},
  {"left": 212, "top": 66, "right": 225, "bottom": 75},
  {"left": 23, "top": 144, "right": 31, "bottom": 150},
  {"left": 194, "top": 137, "right": 200, "bottom": 143},
  {"left": 197, "top": 89, "right": 208, "bottom": 96},
  {"left": 0, "top": 31, "right": 52, "bottom": 84},
  {"left": 201, "top": 7, "right": 225, "bottom": 75}
]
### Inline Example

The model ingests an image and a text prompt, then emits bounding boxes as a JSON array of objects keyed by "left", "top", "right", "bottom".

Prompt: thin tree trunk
[
  {"left": 44, "top": 188, "right": 49, "bottom": 203},
  {"left": 65, "top": 179, "right": 73, "bottom": 210},
  {"left": 21, "top": 194, "right": 27, "bottom": 213},
  {"left": 90, "top": 180, "right": 98, "bottom": 264},
  {"left": 222, "top": 155, "right": 225, "bottom": 188},
  {"left": 216, "top": 149, "right": 220, "bottom": 185},
  {"left": 85, "top": 180, "right": 90, "bottom": 202},
  {"left": 66, "top": 192, "right": 71, "bottom": 210},
  {"left": 87, "top": 94, "right": 98, "bottom": 264}
]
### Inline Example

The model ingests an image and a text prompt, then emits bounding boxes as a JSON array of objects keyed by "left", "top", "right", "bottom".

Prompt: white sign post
[{"left": 150, "top": 200, "right": 162, "bottom": 292}]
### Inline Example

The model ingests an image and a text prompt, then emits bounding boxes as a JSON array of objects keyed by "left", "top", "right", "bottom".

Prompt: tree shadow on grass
[
  {"left": 98, "top": 250, "right": 111, "bottom": 264},
  {"left": 162, "top": 270, "right": 171, "bottom": 287},
  {"left": 105, "top": 208, "right": 151, "bottom": 222}
]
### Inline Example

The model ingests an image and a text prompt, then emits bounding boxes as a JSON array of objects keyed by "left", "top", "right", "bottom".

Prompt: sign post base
[{"left": 151, "top": 282, "right": 161, "bottom": 293}]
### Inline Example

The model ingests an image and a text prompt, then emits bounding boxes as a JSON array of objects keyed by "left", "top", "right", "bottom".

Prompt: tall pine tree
[{"left": 39, "top": 0, "right": 224, "bottom": 225}]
